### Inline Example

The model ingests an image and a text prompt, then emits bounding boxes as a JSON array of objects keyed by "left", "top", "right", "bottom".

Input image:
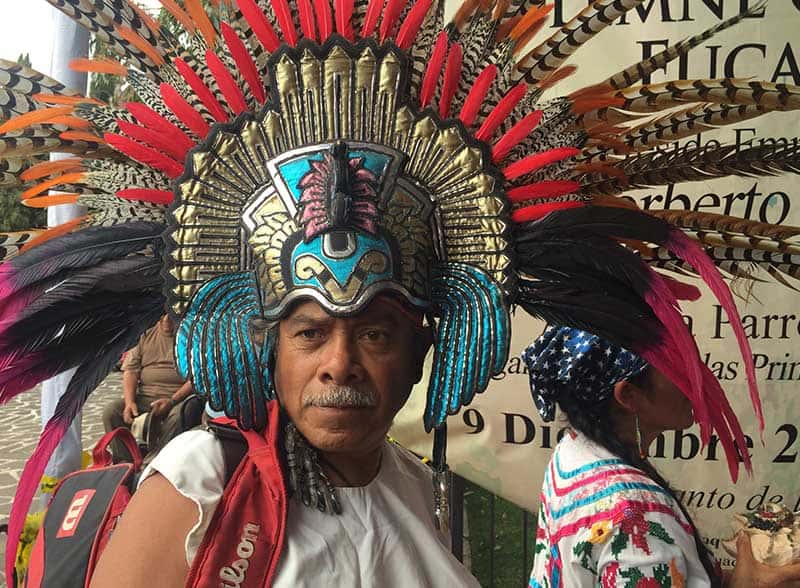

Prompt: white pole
[{"left": 40, "top": 7, "right": 90, "bottom": 482}]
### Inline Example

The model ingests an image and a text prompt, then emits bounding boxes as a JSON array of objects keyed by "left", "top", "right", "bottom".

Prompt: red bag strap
[
  {"left": 92, "top": 428, "right": 143, "bottom": 471},
  {"left": 185, "top": 402, "right": 287, "bottom": 588}
]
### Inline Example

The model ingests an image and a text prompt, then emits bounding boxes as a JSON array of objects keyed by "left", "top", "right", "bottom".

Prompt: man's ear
[{"left": 613, "top": 380, "right": 641, "bottom": 414}]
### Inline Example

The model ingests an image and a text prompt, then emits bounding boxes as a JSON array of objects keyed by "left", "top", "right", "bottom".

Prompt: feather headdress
[{"left": 1, "top": 0, "right": 799, "bottom": 581}]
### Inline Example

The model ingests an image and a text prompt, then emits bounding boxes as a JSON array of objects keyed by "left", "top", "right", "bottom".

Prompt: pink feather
[
  {"left": 647, "top": 265, "right": 706, "bottom": 394},
  {"left": 662, "top": 275, "right": 701, "bottom": 301},
  {"left": 665, "top": 227, "right": 763, "bottom": 434},
  {"left": 206, "top": 50, "right": 248, "bottom": 115},
  {"left": 5, "top": 418, "right": 70, "bottom": 585},
  {"left": 173, "top": 58, "right": 228, "bottom": 122},
  {"left": 459, "top": 65, "right": 497, "bottom": 128},
  {"left": 104, "top": 133, "right": 184, "bottom": 178},
  {"left": 235, "top": 0, "right": 281, "bottom": 52},
  {"left": 419, "top": 31, "right": 448, "bottom": 108},
  {"left": 221, "top": 23, "right": 267, "bottom": 104},
  {"left": 395, "top": 0, "right": 432, "bottom": 49},
  {"left": 159, "top": 83, "right": 211, "bottom": 138}
]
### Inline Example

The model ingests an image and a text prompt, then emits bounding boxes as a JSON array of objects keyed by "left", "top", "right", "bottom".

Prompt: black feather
[
  {"left": 515, "top": 206, "right": 671, "bottom": 245},
  {"left": 51, "top": 298, "right": 165, "bottom": 427},
  {"left": 1, "top": 222, "right": 164, "bottom": 297}
]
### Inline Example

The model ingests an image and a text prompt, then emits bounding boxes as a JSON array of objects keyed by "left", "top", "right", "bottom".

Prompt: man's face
[
  {"left": 274, "top": 297, "right": 429, "bottom": 456},
  {"left": 159, "top": 314, "right": 176, "bottom": 335}
]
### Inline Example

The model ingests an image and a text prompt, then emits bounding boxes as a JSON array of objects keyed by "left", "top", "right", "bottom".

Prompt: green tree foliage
[
  {"left": 0, "top": 53, "right": 46, "bottom": 231},
  {"left": 0, "top": 190, "right": 46, "bottom": 231}
]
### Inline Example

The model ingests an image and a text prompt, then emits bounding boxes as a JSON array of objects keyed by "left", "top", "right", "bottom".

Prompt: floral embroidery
[
  {"left": 601, "top": 562, "right": 619, "bottom": 587},
  {"left": 619, "top": 504, "right": 651, "bottom": 554},
  {"left": 588, "top": 519, "right": 613, "bottom": 544},
  {"left": 611, "top": 503, "right": 678, "bottom": 557},
  {"left": 573, "top": 541, "right": 597, "bottom": 573}
]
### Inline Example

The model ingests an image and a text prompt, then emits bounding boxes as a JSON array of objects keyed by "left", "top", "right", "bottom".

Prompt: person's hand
[
  {"left": 122, "top": 402, "right": 139, "bottom": 425},
  {"left": 727, "top": 532, "right": 800, "bottom": 587},
  {"left": 150, "top": 398, "right": 173, "bottom": 418}
]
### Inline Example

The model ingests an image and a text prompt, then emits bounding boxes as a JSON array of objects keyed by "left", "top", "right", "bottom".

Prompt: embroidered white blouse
[{"left": 529, "top": 431, "right": 713, "bottom": 588}]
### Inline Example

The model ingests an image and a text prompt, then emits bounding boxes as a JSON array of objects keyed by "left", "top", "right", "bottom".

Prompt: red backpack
[{"left": 23, "top": 428, "right": 142, "bottom": 588}]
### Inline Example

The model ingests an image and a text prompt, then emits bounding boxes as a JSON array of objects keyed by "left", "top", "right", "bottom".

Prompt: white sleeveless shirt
[{"left": 142, "top": 430, "right": 480, "bottom": 587}]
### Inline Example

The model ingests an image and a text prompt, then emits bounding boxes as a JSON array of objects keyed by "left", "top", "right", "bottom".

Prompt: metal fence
[{"left": 450, "top": 473, "right": 536, "bottom": 587}]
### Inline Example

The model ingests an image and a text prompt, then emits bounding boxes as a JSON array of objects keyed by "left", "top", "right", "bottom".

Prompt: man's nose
[{"left": 318, "top": 331, "right": 364, "bottom": 384}]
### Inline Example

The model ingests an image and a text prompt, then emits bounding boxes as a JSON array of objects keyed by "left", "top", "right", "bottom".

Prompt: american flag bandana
[{"left": 521, "top": 326, "right": 649, "bottom": 422}]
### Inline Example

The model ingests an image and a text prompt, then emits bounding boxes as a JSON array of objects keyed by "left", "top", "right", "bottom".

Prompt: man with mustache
[{"left": 90, "top": 295, "right": 482, "bottom": 587}]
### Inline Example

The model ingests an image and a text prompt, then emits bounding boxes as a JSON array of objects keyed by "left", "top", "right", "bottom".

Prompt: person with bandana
[{"left": 524, "top": 326, "right": 800, "bottom": 588}]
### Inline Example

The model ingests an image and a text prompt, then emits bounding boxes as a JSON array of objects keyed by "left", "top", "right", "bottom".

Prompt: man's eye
[
  {"left": 297, "top": 329, "right": 321, "bottom": 339},
  {"left": 362, "top": 330, "right": 389, "bottom": 343}
]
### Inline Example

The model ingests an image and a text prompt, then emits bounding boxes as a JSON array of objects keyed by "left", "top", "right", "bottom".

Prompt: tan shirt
[{"left": 122, "top": 325, "right": 185, "bottom": 400}]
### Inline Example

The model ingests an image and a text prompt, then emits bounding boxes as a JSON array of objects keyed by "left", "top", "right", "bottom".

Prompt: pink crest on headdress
[{"left": 297, "top": 144, "right": 380, "bottom": 240}]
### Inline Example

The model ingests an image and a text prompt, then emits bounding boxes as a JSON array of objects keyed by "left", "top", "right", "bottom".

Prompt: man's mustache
[{"left": 305, "top": 386, "right": 377, "bottom": 408}]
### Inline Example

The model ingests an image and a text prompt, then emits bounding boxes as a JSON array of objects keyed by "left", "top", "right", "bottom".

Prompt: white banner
[{"left": 392, "top": 0, "right": 800, "bottom": 564}]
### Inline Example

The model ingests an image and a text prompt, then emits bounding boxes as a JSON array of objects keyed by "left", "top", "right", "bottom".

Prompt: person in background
[
  {"left": 102, "top": 314, "right": 194, "bottom": 458},
  {"left": 524, "top": 326, "right": 800, "bottom": 588}
]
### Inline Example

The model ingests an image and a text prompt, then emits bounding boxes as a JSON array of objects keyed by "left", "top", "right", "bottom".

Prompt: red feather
[
  {"left": 395, "top": 0, "right": 432, "bottom": 49},
  {"left": 159, "top": 83, "right": 211, "bottom": 138},
  {"left": 439, "top": 42, "right": 462, "bottom": 118},
  {"left": 236, "top": 0, "right": 280, "bottom": 52},
  {"left": 475, "top": 82, "right": 527, "bottom": 142},
  {"left": 316, "top": 0, "right": 334, "bottom": 39},
  {"left": 511, "top": 200, "right": 584, "bottom": 223},
  {"left": 270, "top": 0, "right": 299, "bottom": 45},
  {"left": 221, "top": 23, "right": 267, "bottom": 104},
  {"left": 459, "top": 65, "right": 497, "bottom": 127},
  {"left": 333, "top": 0, "right": 353, "bottom": 40},
  {"left": 174, "top": 58, "right": 228, "bottom": 122},
  {"left": 206, "top": 50, "right": 248, "bottom": 115},
  {"left": 379, "top": 0, "right": 408, "bottom": 43},
  {"left": 117, "top": 119, "right": 189, "bottom": 162},
  {"left": 361, "top": 0, "right": 384, "bottom": 38},
  {"left": 297, "top": 0, "right": 318, "bottom": 40},
  {"left": 506, "top": 180, "right": 581, "bottom": 202},
  {"left": 116, "top": 188, "right": 174, "bottom": 204},
  {"left": 491, "top": 109, "right": 542, "bottom": 162},
  {"left": 105, "top": 133, "right": 184, "bottom": 178},
  {"left": 419, "top": 31, "right": 448, "bottom": 108},
  {"left": 125, "top": 102, "right": 196, "bottom": 155},
  {"left": 502, "top": 146, "right": 580, "bottom": 180}
]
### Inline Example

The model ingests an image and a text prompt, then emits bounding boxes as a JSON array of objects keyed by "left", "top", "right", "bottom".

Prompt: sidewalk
[{"left": 0, "top": 372, "right": 122, "bottom": 586}]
